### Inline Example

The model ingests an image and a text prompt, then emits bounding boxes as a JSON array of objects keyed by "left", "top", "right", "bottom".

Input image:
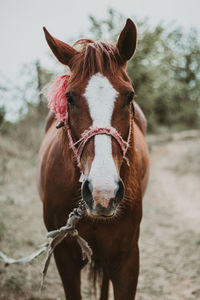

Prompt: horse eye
[
  {"left": 66, "top": 92, "right": 74, "bottom": 105},
  {"left": 127, "top": 91, "right": 135, "bottom": 104}
]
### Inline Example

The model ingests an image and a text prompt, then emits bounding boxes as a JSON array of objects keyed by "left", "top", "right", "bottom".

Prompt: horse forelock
[{"left": 69, "top": 39, "right": 121, "bottom": 82}]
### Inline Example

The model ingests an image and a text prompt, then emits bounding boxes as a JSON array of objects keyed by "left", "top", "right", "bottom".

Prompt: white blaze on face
[{"left": 84, "top": 73, "right": 119, "bottom": 202}]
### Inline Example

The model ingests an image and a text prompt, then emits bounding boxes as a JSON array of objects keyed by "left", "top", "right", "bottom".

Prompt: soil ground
[{"left": 0, "top": 130, "right": 200, "bottom": 299}]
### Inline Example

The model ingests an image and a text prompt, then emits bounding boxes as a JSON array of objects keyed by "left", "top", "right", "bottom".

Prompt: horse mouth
[{"left": 86, "top": 209, "right": 115, "bottom": 219}]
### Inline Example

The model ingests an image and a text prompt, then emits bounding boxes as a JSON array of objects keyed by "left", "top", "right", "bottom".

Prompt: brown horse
[{"left": 38, "top": 19, "right": 149, "bottom": 300}]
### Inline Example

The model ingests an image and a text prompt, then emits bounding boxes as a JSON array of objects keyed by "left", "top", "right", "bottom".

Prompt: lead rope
[{"left": 0, "top": 200, "right": 92, "bottom": 289}]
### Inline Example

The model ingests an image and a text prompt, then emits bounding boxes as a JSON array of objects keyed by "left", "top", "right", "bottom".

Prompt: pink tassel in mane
[{"left": 43, "top": 74, "right": 69, "bottom": 122}]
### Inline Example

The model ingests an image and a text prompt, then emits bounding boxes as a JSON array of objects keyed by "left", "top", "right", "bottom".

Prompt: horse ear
[
  {"left": 43, "top": 27, "right": 78, "bottom": 67},
  {"left": 116, "top": 19, "right": 137, "bottom": 64}
]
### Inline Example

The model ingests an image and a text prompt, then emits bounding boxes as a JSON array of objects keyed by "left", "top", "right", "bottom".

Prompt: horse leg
[
  {"left": 111, "top": 244, "right": 139, "bottom": 300},
  {"left": 53, "top": 241, "right": 83, "bottom": 300},
  {"left": 100, "top": 270, "right": 109, "bottom": 300}
]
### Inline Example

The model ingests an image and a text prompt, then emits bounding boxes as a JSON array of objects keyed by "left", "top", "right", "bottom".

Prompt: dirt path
[
  {"left": 0, "top": 131, "right": 200, "bottom": 299},
  {"left": 137, "top": 135, "right": 200, "bottom": 300}
]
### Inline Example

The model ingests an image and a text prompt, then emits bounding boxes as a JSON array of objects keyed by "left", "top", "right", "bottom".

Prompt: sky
[
  {"left": 0, "top": 0, "right": 199, "bottom": 119},
  {"left": 0, "top": 0, "right": 200, "bottom": 79}
]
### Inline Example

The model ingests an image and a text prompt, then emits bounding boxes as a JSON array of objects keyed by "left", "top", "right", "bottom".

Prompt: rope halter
[{"left": 43, "top": 74, "right": 132, "bottom": 170}]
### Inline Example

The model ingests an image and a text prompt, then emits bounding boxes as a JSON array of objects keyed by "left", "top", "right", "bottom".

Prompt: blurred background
[{"left": 0, "top": 1, "right": 200, "bottom": 299}]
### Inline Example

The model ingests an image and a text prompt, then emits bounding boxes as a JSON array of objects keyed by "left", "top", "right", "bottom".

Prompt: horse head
[{"left": 44, "top": 19, "right": 137, "bottom": 218}]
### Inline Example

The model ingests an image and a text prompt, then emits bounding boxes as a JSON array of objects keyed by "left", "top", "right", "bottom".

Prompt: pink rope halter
[{"left": 44, "top": 75, "right": 132, "bottom": 170}]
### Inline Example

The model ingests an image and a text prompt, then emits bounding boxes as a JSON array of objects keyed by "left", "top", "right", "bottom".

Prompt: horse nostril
[
  {"left": 81, "top": 179, "right": 93, "bottom": 209},
  {"left": 108, "top": 197, "right": 115, "bottom": 209},
  {"left": 111, "top": 197, "right": 117, "bottom": 207},
  {"left": 114, "top": 179, "right": 125, "bottom": 205}
]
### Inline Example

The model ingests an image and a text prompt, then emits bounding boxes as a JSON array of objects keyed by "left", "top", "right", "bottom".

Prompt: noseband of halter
[
  {"left": 66, "top": 124, "right": 131, "bottom": 169},
  {"left": 44, "top": 74, "right": 132, "bottom": 170}
]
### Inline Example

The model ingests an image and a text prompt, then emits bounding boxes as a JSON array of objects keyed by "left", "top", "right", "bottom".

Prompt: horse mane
[{"left": 70, "top": 39, "right": 121, "bottom": 82}]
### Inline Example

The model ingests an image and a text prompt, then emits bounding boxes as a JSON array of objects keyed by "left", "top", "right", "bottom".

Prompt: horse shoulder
[{"left": 37, "top": 122, "right": 58, "bottom": 200}]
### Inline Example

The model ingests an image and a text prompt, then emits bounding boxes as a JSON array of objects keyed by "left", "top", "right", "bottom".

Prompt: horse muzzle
[{"left": 81, "top": 178, "right": 124, "bottom": 218}]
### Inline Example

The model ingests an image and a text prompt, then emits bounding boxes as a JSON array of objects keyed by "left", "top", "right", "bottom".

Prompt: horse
[{"left": 37, "top": 18, "right": 150, "bottom": 300}]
